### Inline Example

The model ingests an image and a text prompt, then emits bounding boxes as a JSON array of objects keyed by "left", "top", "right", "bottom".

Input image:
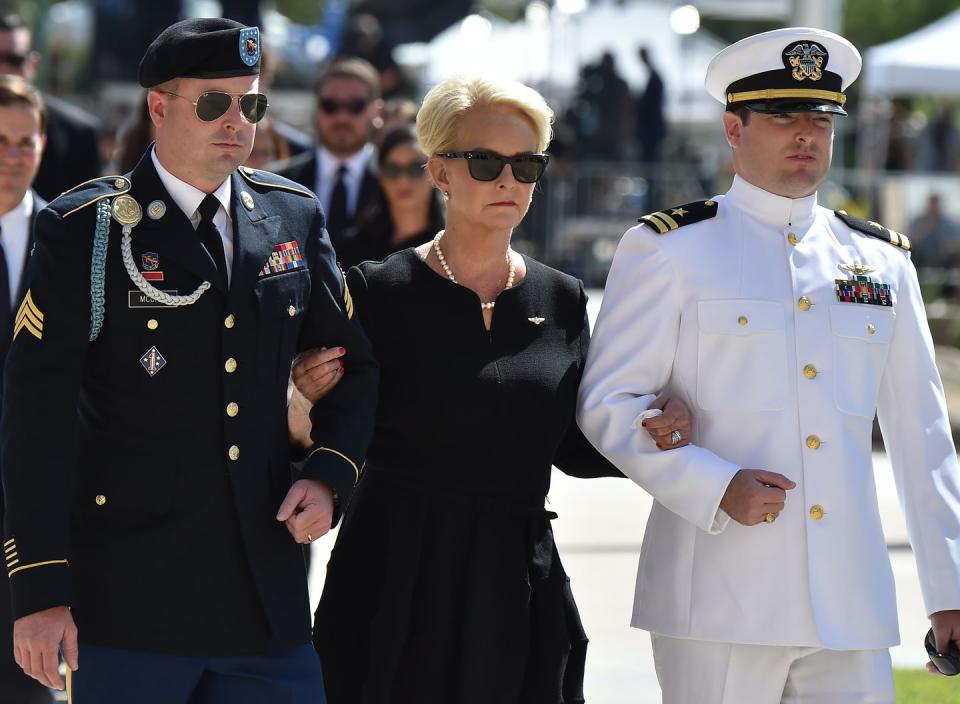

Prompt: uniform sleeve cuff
[
  {"left": 8, "top": 560, "right": 73, "bottom": 619},
  {"left": 300, "top": 446, "right": 360, "bottom": 507},
  {"left": 709, "top": 507, "right": 731, "bottom": 535}
]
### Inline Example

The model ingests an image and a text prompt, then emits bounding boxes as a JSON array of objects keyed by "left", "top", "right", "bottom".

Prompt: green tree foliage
[
  {"left": 844, "top": 0, "right": 960, "bottom": 51},
  {"left": 275, "top": 0, "right": 326, "bottom": 25}
]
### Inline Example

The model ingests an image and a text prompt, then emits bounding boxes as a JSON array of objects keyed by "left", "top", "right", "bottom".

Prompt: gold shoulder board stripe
[
  {"left": 640, "top": 215, "right": 668, "bottom": 234},
  {"left": 8, "top": 558, "right": 69, "bottom": 577},
  {"left": 3, "top": 538, "right": 14, "bottom": 547},
  {"left": 238, "top": 167, "right": 315, "bottom": 198},
  {"left": 652, "top": 211, "right": 680, "bottom": 230},
  {"left": 306, "top": 446, "right": 360, "bottom": 483},
  {"left": 14, "top": 290, "right": 43, "bottom": 341}
]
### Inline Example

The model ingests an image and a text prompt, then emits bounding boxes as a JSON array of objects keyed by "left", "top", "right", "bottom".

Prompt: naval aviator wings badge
[{"left": 834, "top": 263, "right": 892, "bottom": 307}]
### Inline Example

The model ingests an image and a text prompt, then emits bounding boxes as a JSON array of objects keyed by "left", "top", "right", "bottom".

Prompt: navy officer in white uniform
[{"left": 578, "top": 27, "right": 960, "bottom": 703}]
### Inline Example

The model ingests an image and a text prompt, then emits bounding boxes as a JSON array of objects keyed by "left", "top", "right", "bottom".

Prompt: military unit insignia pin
[
  {"left": 528, "top": 317, "right": 546, "bottom": 325},
  {"left": 147, "top": 200, "right": 166, "bottom": 220},
  {"left": 835, "top": 263, "right": 892, "bottom": 307},
  {"left": 259, "top": 241, "right": 304, "bottom": 276},
  {"left": 140, "top": 346, "right": 167, "bottom": 377},
  {"left": 241, "top": 191, "right": 255, "bottom": 210},
  {"left": 140, "top": 252, "right": 164, "bottom": 282}
]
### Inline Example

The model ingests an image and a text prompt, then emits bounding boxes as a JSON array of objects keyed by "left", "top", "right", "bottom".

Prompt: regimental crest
[
  {"left": 239, "top": 27, "right": 260, "bottom": 67},
  {"left": 141, "top": 252, "right": 160, "bottom": 271},
  {"left": 783, "top": 42, "right": 828, "bottom": 82}
]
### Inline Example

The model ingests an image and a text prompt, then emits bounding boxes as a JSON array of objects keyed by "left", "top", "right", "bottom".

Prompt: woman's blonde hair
[{"left": 416, "top": 76, "right": 554, "bottom": 155}]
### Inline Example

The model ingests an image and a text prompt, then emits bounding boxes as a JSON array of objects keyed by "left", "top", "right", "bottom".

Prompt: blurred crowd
[{"left": 4, "top": 6, "right": 960, "bottom": 283}]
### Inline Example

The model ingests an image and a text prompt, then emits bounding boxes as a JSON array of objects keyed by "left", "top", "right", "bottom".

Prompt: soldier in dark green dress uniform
[{"left": 1, "top": 18, "right": 377, "bottom": 703}]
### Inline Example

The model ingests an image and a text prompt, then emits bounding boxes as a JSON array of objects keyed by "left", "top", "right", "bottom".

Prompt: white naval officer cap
[{"left": 705, "top": 27, "right": 862, "bottom": 116}]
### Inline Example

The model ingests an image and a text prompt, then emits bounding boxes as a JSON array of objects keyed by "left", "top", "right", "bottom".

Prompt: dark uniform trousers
[{"left": 0, "top": 150, "right": 378, "bottom": 699}]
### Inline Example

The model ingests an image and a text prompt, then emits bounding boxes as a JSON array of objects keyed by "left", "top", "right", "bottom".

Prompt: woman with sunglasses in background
[
  {"left": 306, "top": 75, "right": 692, "bottom": 704},
  {"left": 337, "top": 124, "right": 444, "bottom": 267}
]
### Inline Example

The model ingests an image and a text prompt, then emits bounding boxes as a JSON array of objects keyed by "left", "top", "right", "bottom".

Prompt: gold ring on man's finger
[{"left": 764, "top": 512, "right": 777, "bottom": 523}]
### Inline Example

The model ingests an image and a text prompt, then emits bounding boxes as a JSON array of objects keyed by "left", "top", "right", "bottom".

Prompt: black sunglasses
[
  {"left": 380, "top": 161, "right": 427, "bottom": 180},
  {"left": 163, "top": 90, "right": 269, "bottom": 123},
  {"left": 319, "top": 98, "right": 368, "bottom": 116},
  {"left": 439, "top": 151, "right": 549, "bottom": 184},
  {"left": 0, "top": 52, "right": 27, "bottom": 67},
  {"left": 925, "top": 628, "right": 960, "bottom": 676}
]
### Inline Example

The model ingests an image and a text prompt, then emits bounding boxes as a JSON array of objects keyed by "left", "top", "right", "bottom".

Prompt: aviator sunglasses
[
  {"left": 380, "top": 161, "right": 427, "bottom": 180},
  {"left": 162, "top": 90, "right": 269, "bottom": 123},
  {"left": 439, "top": 151, "right": 549, "bottom": 184},
  {"left": 319, "top": 98, "right": 369, "bottom": 116},
  {"left": 0, "top": 52, "right": 27, "bottom": 67}
]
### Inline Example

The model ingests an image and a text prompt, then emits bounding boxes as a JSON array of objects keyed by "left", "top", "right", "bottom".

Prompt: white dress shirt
[
  {"left": 0, "top": 189, "right": 34, "bottom": 303},
  {"left": 577, "top": 174, "right": 960, "bottom": 649},
  {"left": 151, "top": 149, "right": 234, "bottom": 285},
  {"left": 314, "top": 143, "right": 374, "bottom": 219}
]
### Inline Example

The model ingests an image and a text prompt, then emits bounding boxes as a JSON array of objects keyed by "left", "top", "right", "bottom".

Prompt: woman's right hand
[{"left": 291, "top": 346, "right": 346, "bottom": 403}]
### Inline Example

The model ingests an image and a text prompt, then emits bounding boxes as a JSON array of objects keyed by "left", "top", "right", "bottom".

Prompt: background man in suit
[
  {"left": 0, "top": 13, "right": 101, "bottom": 202},
  {"left": 274, "top": 58, "right": 384, "bottom": 253},
  {"left": 0, "top": 73, "right": 50, "bottom": 704},
  {"left": 579, "top": 27, "right": 960, "bottom": 703},
  {"left": 1, "top": 18, "right": 377, "bottom": 702}
]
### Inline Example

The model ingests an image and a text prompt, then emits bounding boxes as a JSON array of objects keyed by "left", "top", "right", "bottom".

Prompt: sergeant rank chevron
[{"left": 13, "top": 289, "right": 43, "bottom": 341}]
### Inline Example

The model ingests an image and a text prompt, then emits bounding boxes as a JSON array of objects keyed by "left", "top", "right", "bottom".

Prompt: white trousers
[{"left": 651, "top": 634, "right": 895, "bottom": 704}]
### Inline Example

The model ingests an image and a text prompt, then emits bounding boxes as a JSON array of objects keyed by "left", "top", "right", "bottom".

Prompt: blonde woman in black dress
[{"left": 298, "top": 76, "right": 691, "bottom": 703}]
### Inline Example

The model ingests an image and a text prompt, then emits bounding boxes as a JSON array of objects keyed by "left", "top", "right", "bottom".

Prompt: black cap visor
[{"left": 736, "top": 99, "right": 847, "bottom": 116}]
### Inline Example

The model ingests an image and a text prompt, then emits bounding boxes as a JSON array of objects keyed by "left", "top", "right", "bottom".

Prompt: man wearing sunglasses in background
[
  {"left": 274, "top": 58, "right": 384, "bottom": 253},
  {"left": 1, "top": 18, "right": 377, "bottom": 703},
  {"left": 0, "top": 14, "right": 101, "bottom": 203}
]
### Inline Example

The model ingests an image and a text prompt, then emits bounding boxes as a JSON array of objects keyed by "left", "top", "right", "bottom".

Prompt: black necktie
[
  {"left": 326, "top": 165, "right": 349, "bottom": 240},
  {"left": 0, "top": 222, "right": 11, "bottom": 336},
  {"left": 197, "top": 194, "right": 227, "bottom": 288}
]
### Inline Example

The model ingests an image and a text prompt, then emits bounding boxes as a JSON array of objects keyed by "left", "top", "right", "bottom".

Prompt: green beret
[{"left": 138, "top": 18, "right": 261, "bottom": 88}]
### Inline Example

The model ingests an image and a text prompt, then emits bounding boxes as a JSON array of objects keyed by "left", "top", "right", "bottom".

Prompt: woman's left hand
[{"left": 642, "top": 396, "right": 693, "bottom": 450}]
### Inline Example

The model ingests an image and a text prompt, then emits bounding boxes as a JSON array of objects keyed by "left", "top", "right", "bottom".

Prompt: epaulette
[
  {"left": 834, "top": 210, "right": 911, "bottom": 251},
  {"left": 47, "top": 175, "right": 131, "bottom": 219},
  {"left": 238, "top": 166, "right": 314, "bottom": 198},
  {"left": 638, "top": 199, "right": 719, "bottom": 234}
]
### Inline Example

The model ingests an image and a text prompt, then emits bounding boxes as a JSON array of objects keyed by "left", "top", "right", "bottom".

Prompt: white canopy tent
[{"left": 862, "top": 8, "right": 960, "bottom": 98}]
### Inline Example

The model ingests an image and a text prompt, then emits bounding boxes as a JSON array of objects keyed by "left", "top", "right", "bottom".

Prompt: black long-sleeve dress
[{"left": 314, "top": 248, "right": 621, "bottom": 704}]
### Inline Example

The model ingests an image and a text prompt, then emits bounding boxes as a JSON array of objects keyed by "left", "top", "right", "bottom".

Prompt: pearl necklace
[{"left": 433, "top": 230, "right": 515, "bottom": 310}]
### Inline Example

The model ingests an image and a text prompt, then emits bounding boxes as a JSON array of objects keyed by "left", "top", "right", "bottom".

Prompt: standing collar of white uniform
[
  {"left": 725, "top": 174, "right": 818, "bottom": 228},
  {"left": 150, "top": 147, "right": 232, "bottom": 227},
  {"left": 317, "top": 142, "right": 374, "bottom": 183}
]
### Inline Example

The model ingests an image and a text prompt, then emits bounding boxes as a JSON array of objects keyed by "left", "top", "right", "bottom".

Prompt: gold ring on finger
[{"left": 764, "top": 512, "right": 776, "bottom": 523}]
